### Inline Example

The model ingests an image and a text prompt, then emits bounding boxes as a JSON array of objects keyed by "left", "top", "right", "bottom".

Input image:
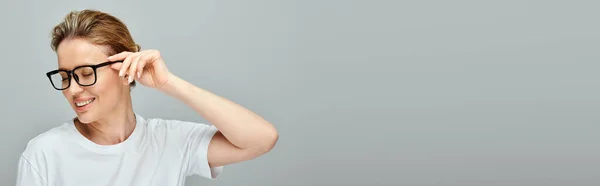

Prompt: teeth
[{"left": 76, "top": 98, "right": 94, "bottom": 107}]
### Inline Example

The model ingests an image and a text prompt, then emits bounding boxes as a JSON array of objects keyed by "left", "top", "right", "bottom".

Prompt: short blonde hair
[{"left": 50, "top": 9, "right": 139, "bottom": 88}]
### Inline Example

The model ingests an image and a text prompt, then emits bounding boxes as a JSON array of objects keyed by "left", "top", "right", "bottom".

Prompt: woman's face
[{"left": 56, "top": 38, "right": 128, "bottom": 124}]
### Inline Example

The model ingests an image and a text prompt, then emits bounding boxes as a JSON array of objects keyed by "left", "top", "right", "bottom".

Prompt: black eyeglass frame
[{"left": 46, "top": 60, "right": 123, "bottom": 90}]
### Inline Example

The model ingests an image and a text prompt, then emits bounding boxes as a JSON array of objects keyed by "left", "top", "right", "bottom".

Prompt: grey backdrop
[{"left": 2, "top": 0, "right": 599, "bottom": 185}]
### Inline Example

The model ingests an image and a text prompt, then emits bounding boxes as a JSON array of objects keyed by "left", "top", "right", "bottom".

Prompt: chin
[
  {"left": 72, "top": 97, "right": 99, "bottom": 124},
  {"left": 73, "top": 106, "right": 100, "bottom": 124},
  {"left": 76, "top": 112, "right": 98, "bottom": 124}
]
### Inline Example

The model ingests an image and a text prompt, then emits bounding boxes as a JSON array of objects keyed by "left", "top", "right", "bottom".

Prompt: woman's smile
[{"left": 74, "top": 97, "right": 95, "bottom": 111}]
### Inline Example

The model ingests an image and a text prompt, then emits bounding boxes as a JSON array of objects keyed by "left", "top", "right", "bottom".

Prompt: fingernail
[{"left": 137, "top": 72, "right": 141, "bottom": 78}]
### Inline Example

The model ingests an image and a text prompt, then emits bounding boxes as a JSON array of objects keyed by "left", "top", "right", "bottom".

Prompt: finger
[
  {"left": 108, "top": 51, "right": 133, "bottom": 61},
  {"left": 119, "top": 53, "right": 138, "bottom": 77},
  {"left": 136, "top": 56, "right": 148, "bottom": 79},
  {"left": 128, "top": 54, "right": 142, "bottom": 83},
  {"left": 110, "top": 63, "right": 122, "bottom": 70},
  {"left": 146, "top": 50, "right": 160, "bottom": 64},
  {"left": 134, "top": 50, "right": 153, "bottom": 77}
]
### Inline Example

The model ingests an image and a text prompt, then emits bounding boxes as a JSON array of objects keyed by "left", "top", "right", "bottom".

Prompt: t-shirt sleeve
[
  {"left": 16, "top": 155, "right": 47, "bottom": 186},
  {"left": 174, "top": 120, "right": 224, "bottom": 179}
]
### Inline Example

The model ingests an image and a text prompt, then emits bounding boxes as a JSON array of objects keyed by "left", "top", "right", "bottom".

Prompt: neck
[{"left": 78, "top": 94, "right": 136, "bottom": 146}]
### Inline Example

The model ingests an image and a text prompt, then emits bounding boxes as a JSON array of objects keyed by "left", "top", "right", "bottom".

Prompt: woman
[{"left": 17, "top": 9, "right": 278, "bottom": 186}]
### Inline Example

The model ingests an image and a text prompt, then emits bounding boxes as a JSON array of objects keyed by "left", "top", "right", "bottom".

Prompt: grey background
[{"left": 1, "top": 0, "right": 599, "bottom": 185}]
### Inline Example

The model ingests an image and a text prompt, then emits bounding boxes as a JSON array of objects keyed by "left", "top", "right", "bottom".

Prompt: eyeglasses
[{"left": 46, "top": 60, "right": 123, "bottom": 90}]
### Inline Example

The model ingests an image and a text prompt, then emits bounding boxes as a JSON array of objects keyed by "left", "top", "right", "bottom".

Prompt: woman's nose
[{"left": 67, "top": 76, "right": 84, "bottom": 94}]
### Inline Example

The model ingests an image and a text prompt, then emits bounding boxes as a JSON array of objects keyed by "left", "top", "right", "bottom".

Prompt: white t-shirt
[{"left": 16, "top": 114, "right": 224, "bottom": 186}]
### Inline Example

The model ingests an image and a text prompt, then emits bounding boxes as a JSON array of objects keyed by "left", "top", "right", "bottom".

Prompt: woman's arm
[
  {"left": 160, "top": 73, "right": 279, "bottom": 167},
  {"left": 110, "top": 49, "right": 278, "bottom": 167}
]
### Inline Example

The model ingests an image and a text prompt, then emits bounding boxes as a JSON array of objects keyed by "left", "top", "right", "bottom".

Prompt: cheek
[{"left": 92, "top": 75, "right": 125, "bottom": 98}]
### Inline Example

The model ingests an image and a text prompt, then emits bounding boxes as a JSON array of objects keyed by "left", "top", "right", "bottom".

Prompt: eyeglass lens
[{"left": 49, "top": 67, "right": 96, "bottom": 89}]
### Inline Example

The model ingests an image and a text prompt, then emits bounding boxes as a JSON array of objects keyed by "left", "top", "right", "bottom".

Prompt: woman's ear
[{"left": 122, "top": 75, "right": 131, "bottom": 86}]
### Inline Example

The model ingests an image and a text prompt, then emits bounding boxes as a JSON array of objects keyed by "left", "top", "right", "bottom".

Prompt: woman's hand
[{"left": 107, "top": 50, "right": 172, "bottom": 90}]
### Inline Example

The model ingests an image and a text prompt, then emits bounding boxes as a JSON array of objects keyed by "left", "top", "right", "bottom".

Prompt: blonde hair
[{"left": 50, "top": 9, "right": 138, "bottom": 88}]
